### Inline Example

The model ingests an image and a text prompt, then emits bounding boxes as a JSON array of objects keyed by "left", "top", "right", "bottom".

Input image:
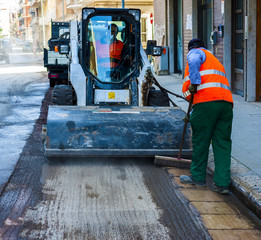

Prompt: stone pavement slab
[{"left": 167, "top": 167, "right": 261, "bottom": 240}]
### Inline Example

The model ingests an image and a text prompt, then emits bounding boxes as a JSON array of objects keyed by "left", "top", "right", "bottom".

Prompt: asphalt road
[
  {"left": 1, "top": 49, "right": 260, "bottom": 239},
  {"left": 0, "top": 59, "right": 211, "bottom": 239},
  {"left": 0, "top": 58, "right": 48, "bottom": 191}
]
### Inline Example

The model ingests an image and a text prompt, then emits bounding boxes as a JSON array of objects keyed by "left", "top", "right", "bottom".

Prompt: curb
[{"left": 208, "top": 150, "right": 261, "bottom": 219}]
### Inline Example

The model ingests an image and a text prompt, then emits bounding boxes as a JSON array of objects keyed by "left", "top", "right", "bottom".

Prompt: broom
[{"left": 154, "top": 95, "right": 194, "bottom": 168}]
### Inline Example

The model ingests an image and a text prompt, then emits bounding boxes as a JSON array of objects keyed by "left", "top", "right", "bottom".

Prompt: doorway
[
  {"left": 232, "top": 0, "right": 244, "bottom": 96},
  {"left": 257, "top": 0, "right": 261, "bottom": 101},
  {"left": 198, "top": 0, "right": 213, "bottom": 51},
  {"left": 174, "top": 0, "right": 183, "bottom": 73}
]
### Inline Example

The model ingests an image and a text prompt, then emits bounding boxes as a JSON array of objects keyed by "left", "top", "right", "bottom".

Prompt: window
[
  {"left": 141, "top": 18, "right": 147, "bottom": 43},
  {"left": 86, "top": 15, "right": 136, "bottom": 83}
]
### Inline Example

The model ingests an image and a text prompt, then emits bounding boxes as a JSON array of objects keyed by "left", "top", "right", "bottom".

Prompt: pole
[
  {"left": 122, "top": 0, "right": 125, "bottom": 8},
  {"left": 40, "top": 0, "right": 45, "bottom": 48},
  {"left": 62, "top": 0, "right": 64, "bottom": 21}
]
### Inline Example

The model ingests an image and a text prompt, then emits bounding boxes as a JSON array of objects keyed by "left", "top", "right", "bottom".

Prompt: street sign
[{"left": 150, "top": 13, "right": 153, "bottom": 24}]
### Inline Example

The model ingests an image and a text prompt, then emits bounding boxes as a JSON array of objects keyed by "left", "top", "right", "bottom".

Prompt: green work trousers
[{"left": 189, "top": 101, "right": 233, "bottom": 187}]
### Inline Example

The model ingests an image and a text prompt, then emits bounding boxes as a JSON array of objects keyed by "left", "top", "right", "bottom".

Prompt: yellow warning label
[{"left": 108, "top": 92, "right": 115, "bottom": 99}]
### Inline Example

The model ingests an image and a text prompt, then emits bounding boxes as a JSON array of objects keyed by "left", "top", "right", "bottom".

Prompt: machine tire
[
  {"left": 49, "top": 78, "right": 55, "bottom": 88},
  {"left": 52, "top": 85, "right": 73, "bottom": 105},
  {"left": 147, "top": 88, "right": 170, "bottom": 106}
]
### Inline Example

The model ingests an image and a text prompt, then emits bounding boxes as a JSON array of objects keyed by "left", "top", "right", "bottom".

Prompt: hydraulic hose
[{"left": 145, "top": 69, "right": 188, "bottom": 106}]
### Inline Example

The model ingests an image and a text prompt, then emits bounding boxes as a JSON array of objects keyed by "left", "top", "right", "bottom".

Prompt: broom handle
[{"left": 178, "top": 95, "right": 194, "bottom": 159}]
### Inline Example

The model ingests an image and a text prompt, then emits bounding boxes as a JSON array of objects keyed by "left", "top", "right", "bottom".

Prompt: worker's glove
[{"left": 188, "top": 84, "right": 198, "bottom": 95}]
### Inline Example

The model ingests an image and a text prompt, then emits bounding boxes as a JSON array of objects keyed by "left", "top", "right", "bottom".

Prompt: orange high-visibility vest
[
  {"left": 96, "top": 40, "right": 124, "bottom": 68},
  {"left": 182, "top": 49, "right": 233, "bottom": 105}
]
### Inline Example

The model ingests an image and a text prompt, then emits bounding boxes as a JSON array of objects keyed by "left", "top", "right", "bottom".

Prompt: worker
[
  {"left": 96, "top": 23, "right": 125, "bottom": 69},
  {"left": 179, "top": 38, "right": 233, "bottom": 195}
]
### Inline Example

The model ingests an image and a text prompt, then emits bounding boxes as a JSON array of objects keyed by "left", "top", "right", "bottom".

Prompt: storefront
[{"left": 154, "top": 0, "right": 259, "bottom": 101}]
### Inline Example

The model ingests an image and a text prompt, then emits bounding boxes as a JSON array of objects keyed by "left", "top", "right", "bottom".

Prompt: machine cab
[{"left": 82, "top": 8, "right": 141, "bottom": 89}]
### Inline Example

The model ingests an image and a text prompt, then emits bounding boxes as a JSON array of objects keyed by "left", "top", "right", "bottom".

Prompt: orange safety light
[
  {"left": 55, "top": 46, "right": 59, "bottom": 52},
  {"left": 163, "top": 48, "right": 166, "bottom": 54}
]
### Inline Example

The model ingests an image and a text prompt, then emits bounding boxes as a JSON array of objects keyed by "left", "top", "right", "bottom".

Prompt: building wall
[
  {"left": 257, "top": 0, "right": 261, "bottom": 100},
  {"left": 154, "top": 0, "right": 166, "bottom": 46},
  {"left": 153, "top": 0, "right": 258, "bottom": 101},
  {"left": 224, "top": 0, "right": 257, "bottom": 101},
  {"left": 183, "top": 0, "right": 192, "bottom": 70},
  {"left": 56, "top": 0, "right": 74, "bottom": 21},
  {"left": 155, "top": 1, "right": 239, "bottom": 80},
  {"left": 187, "top": 1, "right": 224, "bottom": 67},
  {"left": 63, "top": 0, "right": 154, "bottom": 46},
  {"left": 213, "top": 0, "right": 224, "bottom": 64},
  {"left": 246, "top": 0, "right": 257, "bottom": 101},
  {"left": 56, "top": 0, "right": 65, "bottom": 20},
  {"left": 0, "top": 6, "right": 10, "bottom": 37},
  {"left": 223, "top": 0, "right": 232, "bottom": 86},
  {"left": 167, "top": 0, "right": 174, "bottom": 73},
  {"left": 24, "top": 0, "right": 32, "bottom": 40}
]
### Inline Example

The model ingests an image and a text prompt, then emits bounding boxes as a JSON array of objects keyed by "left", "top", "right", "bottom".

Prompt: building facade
[
  {"left": 17, "top": 0, "right": 32, "bottom": 40},
  {"left": 0, "top": 0, "right": 19, "bottom": 40},
  {"left": 26, "top": 0, "right": 154, "bottom": 49},
  {"left": 64, "top": 0, "right": 154, "bottom": 47},
  {"left": 15, "top": 1, "right": 260, "bottom": 101},
  {"left": 154, "top": 0, "right": 260, "bottom": 102}
]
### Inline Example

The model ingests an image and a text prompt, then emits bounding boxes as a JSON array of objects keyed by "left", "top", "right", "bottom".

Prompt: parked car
[
  {"left": 0, "top": 40, "right": 10, "bottom": 64},
  {"left": 22, "top": 40, "right": 33, "bottom": 52},
  {"left": 2, "top": 39, "right": 12, "bottom": 52}
]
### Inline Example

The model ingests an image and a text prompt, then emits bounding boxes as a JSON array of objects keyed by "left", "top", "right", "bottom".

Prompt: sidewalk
[{"left": 156, "top": 74, "right": 261, "bottom": 218}]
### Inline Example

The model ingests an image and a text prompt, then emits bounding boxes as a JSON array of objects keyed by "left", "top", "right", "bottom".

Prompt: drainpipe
[{"left": 122, "top": 0, "right": 125, "bottom": 8}]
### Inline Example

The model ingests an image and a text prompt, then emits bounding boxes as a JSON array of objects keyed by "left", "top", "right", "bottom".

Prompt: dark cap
[{"left": 188, "top": 38, "right": 206, "bottom": 51}]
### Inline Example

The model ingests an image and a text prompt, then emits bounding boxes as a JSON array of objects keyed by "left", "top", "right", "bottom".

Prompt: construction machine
[
  {"left": 44, "top": 21, "right": 70, "bottom": 87},
  {"left": 43, "top": 8, "right": 192, "bottom": 158}
]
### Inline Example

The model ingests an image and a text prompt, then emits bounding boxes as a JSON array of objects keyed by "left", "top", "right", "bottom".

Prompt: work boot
[
  {"left": 211, "top": 183, "right": 229, "bottom": 195},
  {"left": 180, "top": 175, "right": 206, "bottom": 187}
]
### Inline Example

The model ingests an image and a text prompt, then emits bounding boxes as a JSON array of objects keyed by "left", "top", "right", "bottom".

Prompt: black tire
[
  {"left": 49, "top": 78, "right": 55, "bottom": 88},
  {"left": 52, "top": 85, "right": 73, "bottom": 105},
  {"left": 147, "top": 88, "right": 170, "bottom": 106}
]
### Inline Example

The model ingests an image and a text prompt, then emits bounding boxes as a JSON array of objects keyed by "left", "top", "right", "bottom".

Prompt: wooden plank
[
  {"left": 191, "top": 202, "right": 235, "bottom": 215},
  {"left": 180, "top": 189, "right": 223, "bottom": 202},
  {"left": 167, "top": 168, "right": 190, "bottom": 177},
  {"left": 202, "top": 215, "right": 254, "bottom": 230},
  {"left": 209, "top": 230, "right": 261, "bottom": 240}
]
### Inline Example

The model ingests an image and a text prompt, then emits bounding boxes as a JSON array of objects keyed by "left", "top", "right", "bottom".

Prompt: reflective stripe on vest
[
  {"left": 183, "top": 82, "right": 231, "bottom": 98},
  {"left": 183, "top": 69, "right": 226, "bottom": 83}
]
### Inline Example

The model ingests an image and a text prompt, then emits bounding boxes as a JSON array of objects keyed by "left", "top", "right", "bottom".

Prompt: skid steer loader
[{"left": 43, "top": 7, "right": 192, "bottom": 158}]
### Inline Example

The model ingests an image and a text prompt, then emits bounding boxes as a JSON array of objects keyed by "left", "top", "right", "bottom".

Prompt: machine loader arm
[{"left": 70, "top": 21, "right": 86, "bottom": 106}]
